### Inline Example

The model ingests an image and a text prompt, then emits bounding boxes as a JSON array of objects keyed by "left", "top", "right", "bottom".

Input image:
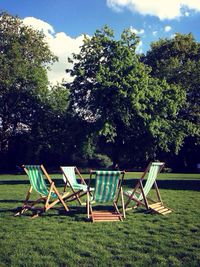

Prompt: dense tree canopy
[
  {"left": 143, "top": 33, "right": 200, "bottom": 169},
  {"left": 143, "top": 33, "right": 200, "bottom": 127},
  {"left": 66, "top": 26, "right": 187, "bottom": 165},
  {"left": 0, "top": 12, "right": 57, "bottom": 154},
  {"left": 0, "top": 13, "right": 199, "bottom": 171}
]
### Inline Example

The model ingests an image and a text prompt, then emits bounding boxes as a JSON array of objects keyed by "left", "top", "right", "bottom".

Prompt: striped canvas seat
[
  {"left": 62, "top": 166, "right": 88, "bottom": 192},
  {"left": 93, "top": 171, "right": 121, "bottom": 202},
  {"left": 87, "top": 170, "right": 126, "bottom": 222},
  {"left": 61, "top": 166, "right": 93, "bottom": 205},
  {"left": 124, "top": 162, "right": 173, "bottom": 215},
  {"left": 126, "top": 162, "right": 163, "bottom": 201},
  {"left": 15, "top": 165, "right": 69, "bottom": 218},
  {"left": 25, "top": 165, "right": 57, "bottom": 198}
]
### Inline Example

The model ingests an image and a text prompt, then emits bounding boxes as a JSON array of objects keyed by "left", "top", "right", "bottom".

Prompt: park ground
[{"left": 0, "top": 172, "right": 200, "bottom": 267}]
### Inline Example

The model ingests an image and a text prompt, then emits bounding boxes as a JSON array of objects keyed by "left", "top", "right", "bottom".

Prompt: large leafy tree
[
  {"left": 143, "top": 33, "right": 200, "bottom": 169},
  {"left": 8, "top": 84, "right": 73, "bottom": 168},
  {"left": 0, "top": 12, "right": 57, "bottom": 155},
  {"left": 27, "top": 85, "right": 72, "bottom": 166},
  {"left": 143, "top": 33, "right": 200, "bottom": 125},
  {"left": 66, "top": 26, "right": 186, "bottom": 165}
]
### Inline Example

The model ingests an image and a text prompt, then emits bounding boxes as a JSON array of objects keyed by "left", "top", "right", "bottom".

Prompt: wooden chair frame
[
  {"left": 87, "top": 170, "right": 126, "bottom": 223},
  {"left": 15, "top": 165, "right": 69, "bottom": 218},
  {"left": 124, "top": 162, "right": 172, "bottom": 215},
  {"left": 61, "top": 166, "right": 92, "bottom": 205}
]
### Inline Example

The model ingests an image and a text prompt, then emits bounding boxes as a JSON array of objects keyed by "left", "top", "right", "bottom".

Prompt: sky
[{"left": 1, "top": 0, "right": 200, "bottom": 84}]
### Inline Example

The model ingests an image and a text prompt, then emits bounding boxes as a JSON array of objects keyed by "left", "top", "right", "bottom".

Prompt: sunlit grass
[{"left": 0, "top": 173, "right": 200, "bottom": 266}]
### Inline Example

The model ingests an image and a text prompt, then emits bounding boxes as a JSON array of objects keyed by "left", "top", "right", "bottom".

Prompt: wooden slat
[
  {"left": 161, "top": 210, "right": 172, "bottom": 215},
  {"left": 94, "top": 218, "right": 120, "bottom": 222},
  {"left": 93, "top": 215, "right": 120, "bottom": 218},
  {"left": 93, "top": 217, "right": 121, "bottom": 221},
  {"left": 93, "top": 214, "right": 121, "bottom": 217},
  {"left": 93, "top": 213, "right": 119, "bottom": 214},
  {"left": 91, "top": 211, "right": 122, "bottom": 222},
  {"left": 149, "top": 203, "right": 173, "bottom": 215},
  {"left": 125, "top": 207, "right": 134, "bottom": 211},
  {"left": 154, "top": 207, "right": 169, "bottom": 212},
  {"left": 153, "top": 206, "right": 167, "bottom": 212},
  {"left": 93, "top": 212, "right": 120, "bottom": 216},
  {"left": 93, "top": 214, "right": 120, "bottom": 218},
  {"left": 149, "top": 202, "right": 162, "bottom": 208},
  {"left": 149, "top": 204, "right": 162, "bottom": 209},
  {"left": 31, "top": 214, "right": 40, "bottom": 219}
]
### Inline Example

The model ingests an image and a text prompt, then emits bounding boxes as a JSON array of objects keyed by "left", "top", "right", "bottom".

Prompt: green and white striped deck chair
[
  {"left": 15, "top": 165, "right": 69, "bottom": 218},
  {"left": 61, "top": 166, "right": 94, "bottom": 205},
  {"left": 124, "top": 162, "right": 172, "bottom": 215},
  {"left": 87, "top": 170, "right": 126, "bottom": 222}
]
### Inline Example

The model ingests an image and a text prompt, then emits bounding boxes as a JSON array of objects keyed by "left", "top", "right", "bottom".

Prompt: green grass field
[{"left": 0, "top": 172, "right": 200, "bottom": 267}]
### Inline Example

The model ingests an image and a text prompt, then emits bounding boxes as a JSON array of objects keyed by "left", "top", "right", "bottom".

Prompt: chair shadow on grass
[
  {"left": 123, "top": 179, "right": 200, "bottom": 191},
  {"left": 0, "top": 200, "right": 88, "bottom": 221},
  {"left": 0, "top": 199, "right": 29, "bottom": 213},
  {"left": 0, "top": 178, "right": 91, "bottom": 187},
  {"left": 0, "top": 199, "right": 123, "bottom": 221},
  {"left": 1, "top": 178, "right": 200, "bottom": 191},
  {"left": 0, "top": 177, "right": 199, "bottom": 217}
]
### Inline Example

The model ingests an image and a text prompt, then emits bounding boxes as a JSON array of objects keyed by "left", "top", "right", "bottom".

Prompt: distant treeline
[{"left": 0, "top": 13, "right": 199, "bottom": 172}]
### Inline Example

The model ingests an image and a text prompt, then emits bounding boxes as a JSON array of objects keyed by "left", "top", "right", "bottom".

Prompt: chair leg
[
  {"left": 121, "top": 188, "right": 126, "bottom": 219},
  {"left": 15, "top": 186, "right": 33, "bottom": 216},
  {"left": 64, "top": 183, "right": 68, "bottom": 192},
  {"left": 113, "top": 202, "right": 123, "bottom": 221},
  {"left": 45, "top": 184, "right": 54, "bottom": 210},
  {"left": 87, "top": 192, "right": 90, "bottom": 219},
  {"left": 15, "top": 207, "right": 27, "bottom": 216},
  {"left": 73, "top": 191, "right": 82, "bottom": 205},
  {"left": 52, "top": 185, "right": 69, "bottom": 212},
  {"left": 125, "top": 195, "right": 133, "bottom": 209}
]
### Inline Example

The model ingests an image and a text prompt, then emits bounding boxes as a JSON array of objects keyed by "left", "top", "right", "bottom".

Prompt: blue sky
[{"left": 1, "top": 0, "right": 200, "bottom": 84}]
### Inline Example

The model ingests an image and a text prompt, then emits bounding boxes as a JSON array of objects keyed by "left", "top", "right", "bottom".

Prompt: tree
[
  {"left": 28, "top": 84, "right": 71, "bottom": 166},
  {"left": 66, "top": 26, "right": 186, "bottom": 165},
  {"left": 143, "top": 33, "right": 200, "bottom": 170},
  {"left": 143, "top": 33, "right": 200, "bottom": 124},
  {"left": 6, "top": 83, "right": 75, "bottom": 169},
  {"left": 0, "top": 12, "right": 56, "bottom": 156},
  {"left": 0, "top": 12, "right": 57, "bottom": 170}
]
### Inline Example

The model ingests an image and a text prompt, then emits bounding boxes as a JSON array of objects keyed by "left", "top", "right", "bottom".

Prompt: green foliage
[
  {"left": 0, "top": 12, "right": 57, "bottom": 157},
  {"left": 48, "top": 84, "right": 70, "bottom": 114},
  {"left": 0, "top": 15, "right": 199, "bottom": 171},
  {"left": 90, "top": 153, "right": 113, "bottom": 168},
  {"left": 143, "top": 33, "right": 200, "bottom": 168},
  {"left": 143, "top": 33, "right": 200, "bottom": 129},
  {"left": 66, "top": 26, "right": 187, "bottom": 164}
]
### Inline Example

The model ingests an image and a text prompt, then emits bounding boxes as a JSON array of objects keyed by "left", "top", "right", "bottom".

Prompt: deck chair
[
  {"left": 87, "top": 170, "right": 126, "bottom": 222},
  {"left": 15, "top": 165, "right": 70, "bottom": 218},
  {"left": 61, "top": 166, "right": 94, "bottom": 205},
  {"left": 124, "top": 162, "right": 172, "bottom": 215}
]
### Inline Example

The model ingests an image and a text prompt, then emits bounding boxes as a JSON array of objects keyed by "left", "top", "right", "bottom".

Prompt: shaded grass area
[
  {"left": 0, "top": 173, "right": 200, "bottom": 266},
  {"left": 1, "top": 172, "right": 200, "bottom": 181},
  {"left": 1, "top": 172, "right": 200, "bottom": 191}
]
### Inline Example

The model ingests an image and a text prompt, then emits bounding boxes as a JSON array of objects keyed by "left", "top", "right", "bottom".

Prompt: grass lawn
[{"left": 0, "top": 172, "right": 200, "bottom": 266}]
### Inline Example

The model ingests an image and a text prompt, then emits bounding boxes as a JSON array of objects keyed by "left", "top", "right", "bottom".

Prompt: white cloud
[
  {"left": 23, "top": 17, "right": 55, "bottom": 36},
  {"left": 130, "top": 26, "right": 145, "bottom": 35},
  {"left": 46, "top": 33, "right": 85, "bottom": 84},
  {"left": 23, "top": 17, "right": 85, "bottom": 85},
  {"left": 107, "top": 0, "right": 200, "bottom": 20},
  {"left": 164, "top": 25, "right": 172, "bottom": 32},
  {"left": 152, "top": 31, "right": 158, "bottom": 36}
]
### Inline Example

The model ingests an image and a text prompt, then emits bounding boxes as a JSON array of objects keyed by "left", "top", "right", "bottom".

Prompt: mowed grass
[{"left": 0, "top": 172, "right": 200, "bottom": 267}]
